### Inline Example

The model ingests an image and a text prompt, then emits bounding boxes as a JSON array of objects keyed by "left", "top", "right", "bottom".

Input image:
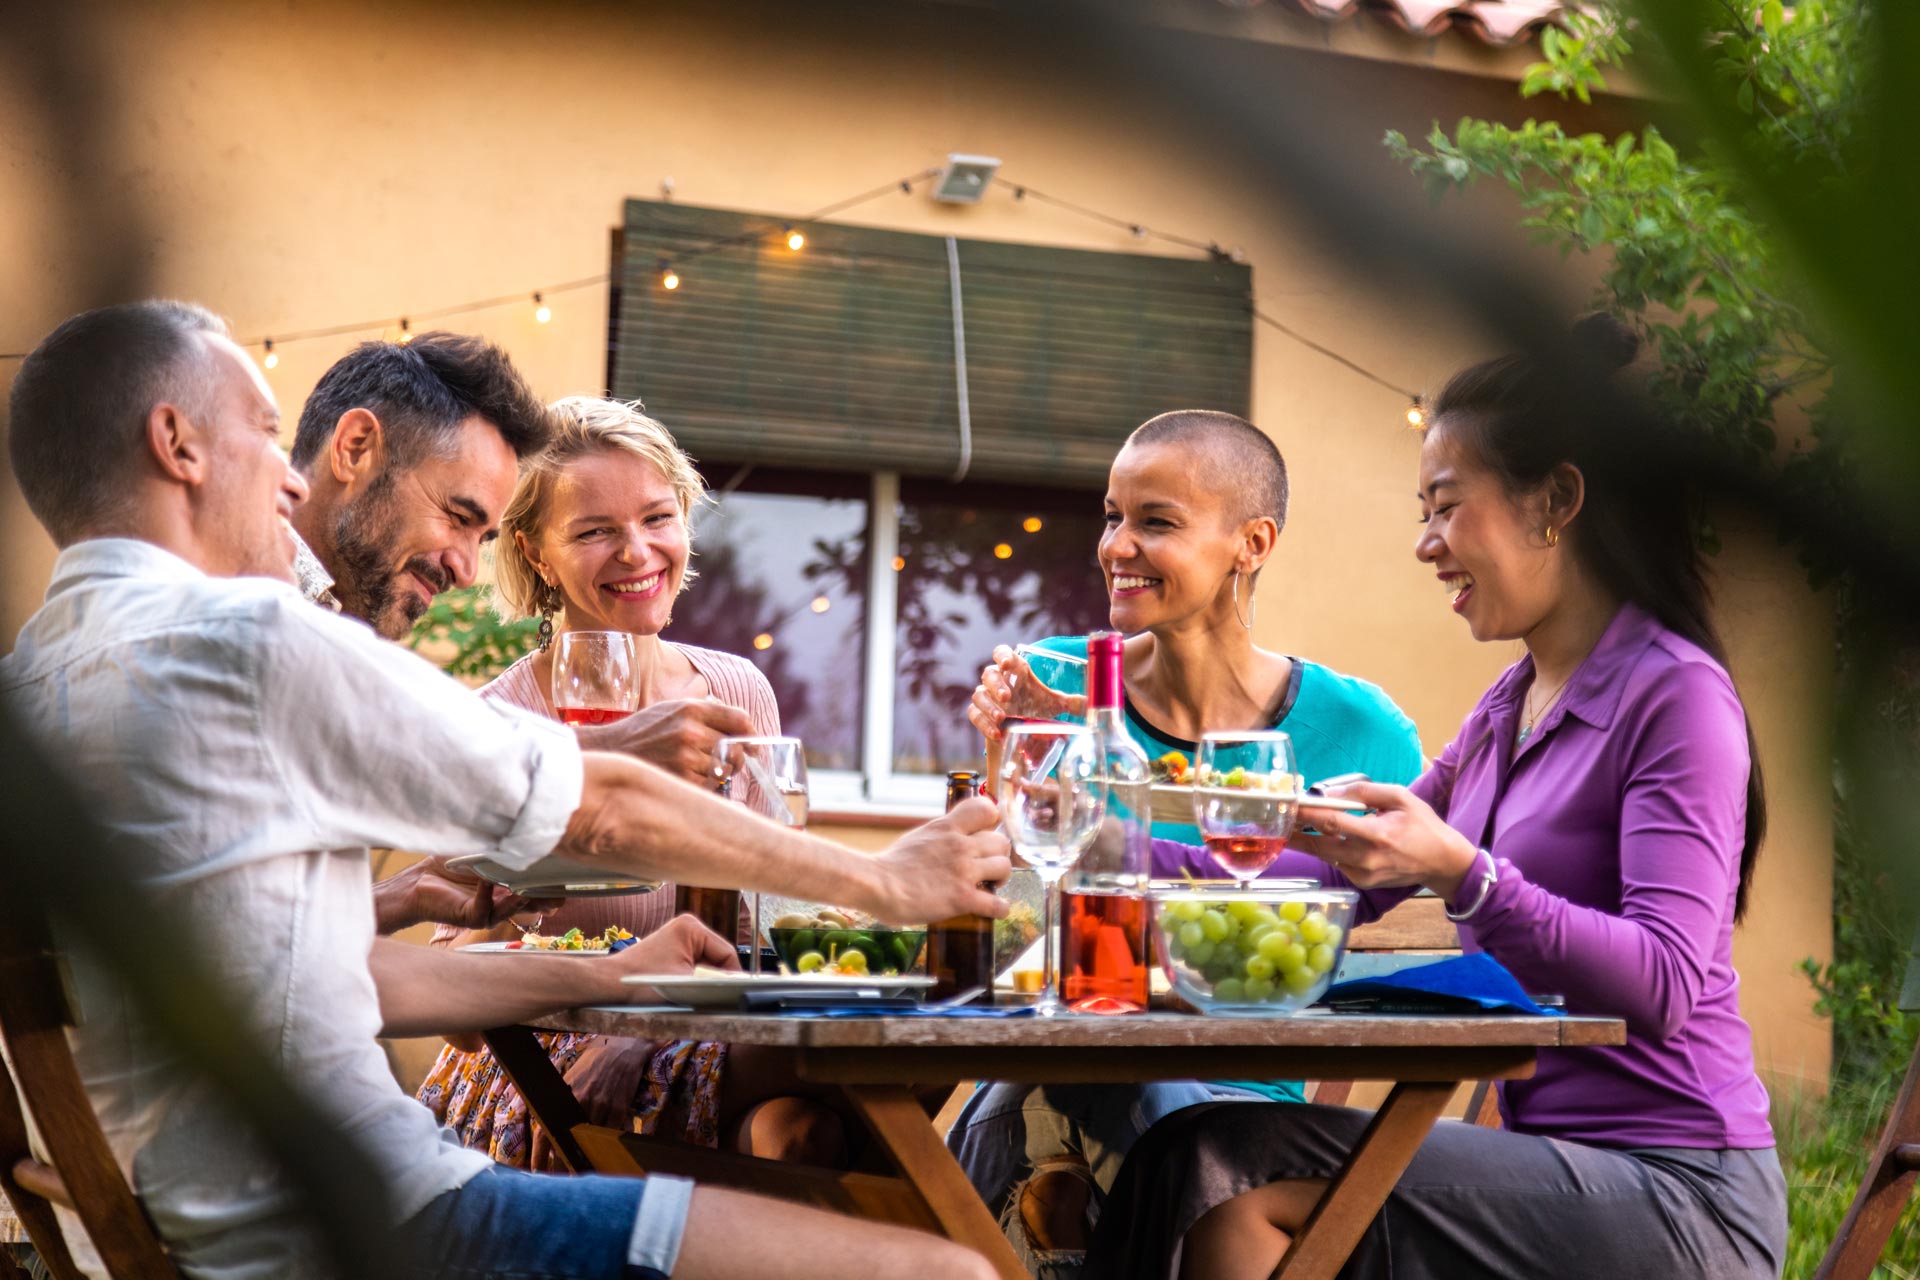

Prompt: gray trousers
[{"left": 1085, "top": 1101, "right": 1788, "bottom": 1280}]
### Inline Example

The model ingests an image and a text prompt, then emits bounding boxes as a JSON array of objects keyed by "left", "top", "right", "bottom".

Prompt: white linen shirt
[{"left": 0, "top": 539, "right": 585, "bottom": 1278}]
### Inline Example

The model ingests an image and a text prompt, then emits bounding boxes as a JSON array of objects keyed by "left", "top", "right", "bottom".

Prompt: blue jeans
[
  {"left": 392, "top": 1166, "right": 693, "bottom": 1280},
  {"left": 945, "top": 1083, "right": 1227, "bottom": 1280}
]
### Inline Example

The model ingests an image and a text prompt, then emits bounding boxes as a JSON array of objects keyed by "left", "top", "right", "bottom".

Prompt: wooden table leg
[
  {"left": 482, "top": 1026, "right": 595, "bottom": 1173},
  {"left": 841, "top": 1084, "right": 1029, "bottom": 1280},
  {"left": 1274, "top": 1080, "right": 1456, "bottom": 1280}
]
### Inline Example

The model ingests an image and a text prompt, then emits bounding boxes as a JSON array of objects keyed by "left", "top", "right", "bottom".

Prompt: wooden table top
[{"left": 531, "top": 1007, "right": 1625, "bottom": 1050}]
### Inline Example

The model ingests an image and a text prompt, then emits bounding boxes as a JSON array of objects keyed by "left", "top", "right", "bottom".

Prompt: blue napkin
[{"left": 1320, "top": 953, "right": 1561, "bottom": 1017}]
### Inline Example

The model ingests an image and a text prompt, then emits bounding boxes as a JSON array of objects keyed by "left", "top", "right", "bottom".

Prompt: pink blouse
[{"left": 466, "top": 641, "right": 780, "bottom": 940}]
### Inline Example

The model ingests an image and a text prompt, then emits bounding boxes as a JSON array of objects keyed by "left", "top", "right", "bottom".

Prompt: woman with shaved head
[{"left": 951, "top": 409, "right": 1425, "bottom": 1276}]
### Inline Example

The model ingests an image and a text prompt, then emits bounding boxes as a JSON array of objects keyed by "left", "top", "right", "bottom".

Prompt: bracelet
[{"left": 1444, "top": 848, "right": 1499, "bottom": 923}]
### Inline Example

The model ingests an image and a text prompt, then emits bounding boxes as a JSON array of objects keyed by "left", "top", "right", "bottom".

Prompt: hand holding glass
[
  {"left": 999, "top": 723, "right": 1107, "bottom": 1016},
  {"left": 1193, "top": 731, "right": 1300, "bottom": 885}
]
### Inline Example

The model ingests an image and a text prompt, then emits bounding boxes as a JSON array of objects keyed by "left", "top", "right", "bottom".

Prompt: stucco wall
[{"left": 0, "top": 0, "right": 1831, "bottom": 1090}]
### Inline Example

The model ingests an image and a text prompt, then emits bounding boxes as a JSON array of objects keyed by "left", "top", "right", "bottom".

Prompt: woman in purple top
[{"left": 1092, "top": 317, "right": 1788, "bottom": 1280}]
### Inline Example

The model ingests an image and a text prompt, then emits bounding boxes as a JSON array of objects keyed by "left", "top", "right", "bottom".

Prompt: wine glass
[
  {"left": 999, "top": 722, "right": 1107, "bottom": 1017},
  {"left": 714, "top": 735, "right": 808, "bottom": 973},
  {"left": 551, "top": 631, "right": 639, "bottom": 726},
  {"left": 1192, "top": 731, "right": 1300, "bottom": 885}
]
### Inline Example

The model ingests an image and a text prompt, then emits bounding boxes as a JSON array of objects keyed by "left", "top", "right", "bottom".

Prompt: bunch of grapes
[{"left": 1158, "top": 897, "right": 1344, "bottom": 1007}]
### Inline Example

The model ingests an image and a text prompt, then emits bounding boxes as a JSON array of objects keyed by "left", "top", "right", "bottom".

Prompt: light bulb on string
[
  {"left": 398, "top": 318, "right": 413, "bottom": 345},
  {"left": 658, "top": 258, "right": 680, "bottom": 291},
  {"left": 753, "top": 632, "right": 774, "bottom": 651},
  {"left": 262, "top": 339, "right": 279, "bottom": 370},
  {"left": 1021, "top": 516, "right": 1043, "bottom": 533},
  {"left": 809, "top": 595, "right": 830, "bottom": 614},
  {"left": 784, "top": 224, "right": 806, "bottom": 252},
  {"left": 533, "top": 292, "right": 551, "bottom": 324},
  {"left": 992, "top": 543, "right": 1013, "bottom": 560},
  {"left": 1405, "top": 396, "right": 1426, "bottom": 429}
]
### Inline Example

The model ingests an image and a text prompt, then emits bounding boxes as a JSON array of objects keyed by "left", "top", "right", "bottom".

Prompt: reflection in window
[
  {"left": 667, "top": 471, "right": 868, "bottom": 772},
  {"left": 890, "top": 479, "right": 1109, "bottom": 776}
]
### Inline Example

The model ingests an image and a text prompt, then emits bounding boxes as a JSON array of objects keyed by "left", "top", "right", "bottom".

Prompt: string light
[
  {"left": 891, "top": 555, "right": 906, "bottom": 571},
  {"left": 1022, "top": 516, "right": 1043, "bottom": 533},
  {"left": 753, "top": 632, "right": 774, "bottom": 651},
  {"left": 993, "top": 542, "right": 1013, "bottom": 560},
  {"left": 809, "top": 595, "right": 831, "bottom": 613},
  {"left": 0, "top": 167, "right": 1416, "bottom": 402}
]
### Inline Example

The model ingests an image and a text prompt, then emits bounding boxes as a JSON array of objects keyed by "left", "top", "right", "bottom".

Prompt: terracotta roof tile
[{"left": 1264, "top": 0, "right": 1570, "bottom": 46}]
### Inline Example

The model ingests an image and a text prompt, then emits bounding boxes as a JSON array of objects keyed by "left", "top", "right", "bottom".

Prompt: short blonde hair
[{"left": 493, "top": 396, "right": 707, "bottom": 620}]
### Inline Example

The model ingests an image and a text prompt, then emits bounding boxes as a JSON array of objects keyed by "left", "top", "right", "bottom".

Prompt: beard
[{"left": 329, "top": 473, "right": 452, "bottom": 640}]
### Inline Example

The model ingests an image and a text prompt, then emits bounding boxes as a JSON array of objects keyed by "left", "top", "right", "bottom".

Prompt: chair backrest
[
  {"left": 1344, "top": 893, "right": 1459, "bottom": 953},
  {"left": 1813, "top": 932, "right": 1920, "bottom": 1280},
  {"left": 0, "top": 915, "right": 180, "bottom": 1280}
]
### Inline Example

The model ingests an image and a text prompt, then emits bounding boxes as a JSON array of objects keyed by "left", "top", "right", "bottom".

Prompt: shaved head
[{"left": 1126, "top": 410, "right": 1288, "bottom": 534}]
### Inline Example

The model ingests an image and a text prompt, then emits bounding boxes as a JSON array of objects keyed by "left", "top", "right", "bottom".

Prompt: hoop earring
[
  {"left": 1544, "top": 526, "right": 1560, "bottom": 549},
  {"left": 1232, "top": 570, "right": 1256, "bottom": 631},
  {"left": 536, "top": 580, "right": 558, "bottom": 651}
]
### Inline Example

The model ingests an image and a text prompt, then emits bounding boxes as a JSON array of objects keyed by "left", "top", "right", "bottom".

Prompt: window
[{"left": 665, "top": 467, "right": 1109, "bottom": 813}]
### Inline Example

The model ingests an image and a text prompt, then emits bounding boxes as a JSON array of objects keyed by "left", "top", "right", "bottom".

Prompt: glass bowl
[
  {"left": 1151, "top": 883, "right": 1358, "bottom": 1016},
  {"left": 759, "top": 898, "right": 926, "bottom": 975}
]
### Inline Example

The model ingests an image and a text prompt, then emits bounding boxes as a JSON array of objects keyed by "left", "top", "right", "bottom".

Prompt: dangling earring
[
  {"left": 536, "top": 579, "right": 558, "bottom": 651},
  {"left": 1544, "top": 526, "right": 1560, "bottom": 549},
  {"left": 1232, "top": 570, "right": 1256, "bottom": 631}
]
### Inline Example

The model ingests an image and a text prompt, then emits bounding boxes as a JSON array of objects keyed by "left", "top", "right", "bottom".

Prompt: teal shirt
[{"left": 1024, "top": 634, "right": 1425, "bottom": 1101}]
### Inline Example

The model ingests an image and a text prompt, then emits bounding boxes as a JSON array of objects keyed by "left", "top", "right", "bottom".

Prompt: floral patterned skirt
[{"left": 416, "top": 1033, "right": 729, "bottom": 1167}]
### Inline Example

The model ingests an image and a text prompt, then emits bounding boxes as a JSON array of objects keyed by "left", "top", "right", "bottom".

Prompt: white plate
[
  {"left": 446, "top": 853, "right": 661, "bottom": 897},
  {"left": 619, "top": 971, "right": 936, "bottom": 1009},
  {"left": 458, "top": 940, "right": 611, "bottom": 956}
]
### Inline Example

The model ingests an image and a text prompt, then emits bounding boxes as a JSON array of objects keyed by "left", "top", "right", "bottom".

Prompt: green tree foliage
[
  {"left": 1386, "top": 2, "right": 1859, "bottom": 574},
  {"left": 407, "top": 585, "right": 540, "bottom": 681}
]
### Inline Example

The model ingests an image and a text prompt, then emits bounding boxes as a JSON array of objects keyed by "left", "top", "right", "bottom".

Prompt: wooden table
[{"left": 486, "top": 1008, "right": 1623, "bottom": 1280}]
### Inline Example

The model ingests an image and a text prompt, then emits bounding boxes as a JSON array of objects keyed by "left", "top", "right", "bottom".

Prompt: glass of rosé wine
[
  {"left": 1192, "top": 731, "right": 1300, "bottom": 886},
  {"left": 551, "top": 631, "right": 640, "bottom": 727}
]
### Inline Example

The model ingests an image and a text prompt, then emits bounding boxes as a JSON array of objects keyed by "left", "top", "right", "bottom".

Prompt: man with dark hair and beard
[
  {"left": 290, "top": 332, "right": 548, "bottom": 638},
  {"left": 289, "top": 335, "right": 760, "bottom": 934}
]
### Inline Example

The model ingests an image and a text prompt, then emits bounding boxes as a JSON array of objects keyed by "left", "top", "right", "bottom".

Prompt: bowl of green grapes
[
  {"left": 1152, "top": 884, "right": 1358, "bottom": 1016},
  {"left": 764, "top": 904, "right": 927, "bottom": 977}
]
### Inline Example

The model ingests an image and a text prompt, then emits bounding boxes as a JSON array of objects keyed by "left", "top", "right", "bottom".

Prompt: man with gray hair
[{"left": 1, "top": 300, "right": 1005, "bottom": 1280}]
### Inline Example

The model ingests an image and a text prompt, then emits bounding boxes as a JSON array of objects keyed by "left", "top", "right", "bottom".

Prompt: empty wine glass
[
  {"left": 1193, "top": 731, "right": 1300, "bottom": 885},
  {"left": 999, "top": 722, "right": 1107, "bottom": 1017},
  {"left": 714, "top": 735, "right": 807, "bottom": 973},
  {"left": 551, "top": 631, "right": 639, "bottom": 726}
]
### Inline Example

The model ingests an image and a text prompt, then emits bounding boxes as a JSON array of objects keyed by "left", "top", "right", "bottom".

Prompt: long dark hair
[{"left": 1428, "top": 314, "right": 1767, "bottom": 920}]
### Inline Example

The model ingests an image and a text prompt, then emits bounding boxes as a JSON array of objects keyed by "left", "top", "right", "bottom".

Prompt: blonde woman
[{"left": 416, "top": 397, "right": 847, "bottom": 1170}]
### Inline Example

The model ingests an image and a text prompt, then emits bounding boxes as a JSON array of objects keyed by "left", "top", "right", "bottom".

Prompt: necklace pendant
[{"left": 1516, "top": 723, "right": 1532, "bottom": 747}]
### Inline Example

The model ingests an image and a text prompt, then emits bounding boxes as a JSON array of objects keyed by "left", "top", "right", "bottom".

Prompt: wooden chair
[
  {"left": 1308, "top": 895, "right": 1502, "bottom": 1126},
  {"left": 1814, "top": 934, "right": 1920, "bottom": 1279},
  {"left": 0, "top": 920, "right": 180, "bottom": 1280}
]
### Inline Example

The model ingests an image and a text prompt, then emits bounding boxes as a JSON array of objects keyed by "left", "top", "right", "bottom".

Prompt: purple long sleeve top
[{"left": 1153, "top": 603, "right": 1774, "bottom": 1150}]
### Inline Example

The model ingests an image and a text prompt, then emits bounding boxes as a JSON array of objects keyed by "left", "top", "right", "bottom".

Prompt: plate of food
[
  {"left": 459, "top": 926, "right": 638, "bottom": 955},
  {"left": 619, "top": 966, "right": 937, "bottom": 1009},
  {"left": 446, "top": 853, "right": 661, "bottom": 897},
  {"left": 1147, "top": 753, "right": 1370, "bottom": 824}
]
